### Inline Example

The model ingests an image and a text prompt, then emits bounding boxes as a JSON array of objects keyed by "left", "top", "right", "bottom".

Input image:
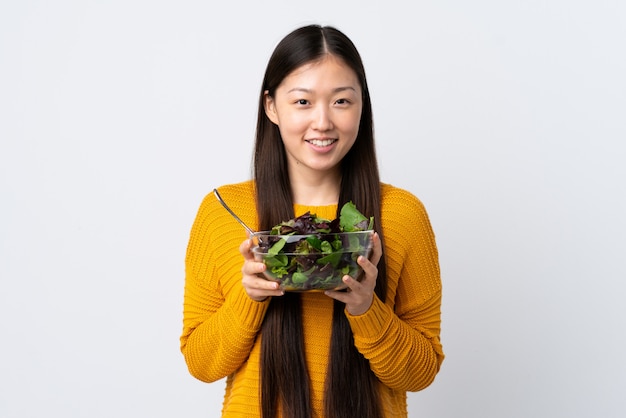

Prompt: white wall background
[{"left": 1, "top": 1, "right": 625, "bottom": 417}]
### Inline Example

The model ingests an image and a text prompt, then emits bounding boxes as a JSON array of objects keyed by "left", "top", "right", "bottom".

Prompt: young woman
[{"left": 180, "top": 24, "right": 444, "bottom": 418}]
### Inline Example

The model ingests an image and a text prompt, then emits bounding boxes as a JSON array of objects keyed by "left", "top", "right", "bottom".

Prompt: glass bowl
[{"left": 251, "top": 230, "right": 373, "bottom": 291}]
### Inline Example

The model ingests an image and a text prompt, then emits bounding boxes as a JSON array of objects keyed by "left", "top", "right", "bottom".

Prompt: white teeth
[{"left": 309, "top": 139, "right": 336, "bottom": 146}]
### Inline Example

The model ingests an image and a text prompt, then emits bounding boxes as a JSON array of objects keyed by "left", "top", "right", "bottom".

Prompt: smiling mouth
[{"left": 306, "top": 138, "right": 337, "bottom": 147}]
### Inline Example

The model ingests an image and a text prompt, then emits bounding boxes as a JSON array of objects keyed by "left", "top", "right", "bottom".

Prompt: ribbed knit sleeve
[
  {"left": 347, "top": 184, "right": 444, "bottom": 392},
  {"left": 180, "top": 182, "right": 269, "bottom": 383}
]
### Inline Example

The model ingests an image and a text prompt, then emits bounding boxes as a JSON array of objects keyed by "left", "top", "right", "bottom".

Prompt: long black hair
[{"left": 254, "top": 25, "right": 387, "bottom": 418}]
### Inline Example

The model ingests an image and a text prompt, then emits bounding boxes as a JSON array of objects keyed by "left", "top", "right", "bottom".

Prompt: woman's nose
[{"left": 311, "top": 106, "right": 333, "bottom": 131}]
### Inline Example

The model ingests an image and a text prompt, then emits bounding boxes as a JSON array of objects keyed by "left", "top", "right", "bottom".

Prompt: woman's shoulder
[
  {"left": 193, "top": 180, "right": 257, "bottom": 230},
  {"left": 197, "top": 180, "right": 255, "bottom": 207},
  {"left": 211, "top": 180, "right": 255, "bottom": 199},
  {"left": 380, "top": 183, "right": 427, "bottom": 214},
  {"left": 379, "top": 183, "right": 436, "bottom": 247}
]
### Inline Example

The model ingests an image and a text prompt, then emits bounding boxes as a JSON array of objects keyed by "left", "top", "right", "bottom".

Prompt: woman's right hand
[{"left": 240, "top": 238, "right": 285, "bottom": 301}]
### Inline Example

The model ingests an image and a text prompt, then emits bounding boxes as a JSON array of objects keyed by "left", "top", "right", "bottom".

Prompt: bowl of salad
[{"left": 251, "top": 202, "right": 374, "bottom": 291}]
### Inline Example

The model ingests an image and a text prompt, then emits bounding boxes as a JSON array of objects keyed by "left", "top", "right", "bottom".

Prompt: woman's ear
[{"left": 264, "top": 90, "right": 279, "bottom": 125}]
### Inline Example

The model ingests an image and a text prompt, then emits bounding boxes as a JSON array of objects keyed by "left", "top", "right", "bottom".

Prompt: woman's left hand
[{"left": 325, "top": 232, "right": 382, "bottom": 316}]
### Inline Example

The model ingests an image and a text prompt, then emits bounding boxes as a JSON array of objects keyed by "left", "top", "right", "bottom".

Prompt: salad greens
[{"left": 255, "top": 202, "right": 374, "bottom": 291}]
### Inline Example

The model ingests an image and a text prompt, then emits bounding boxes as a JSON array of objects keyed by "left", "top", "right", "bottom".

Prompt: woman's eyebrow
[{"left": 286, "top": 86, "right": 358, "bottom": 94}]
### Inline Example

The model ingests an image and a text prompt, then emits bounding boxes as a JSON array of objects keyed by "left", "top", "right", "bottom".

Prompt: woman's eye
[
  {"left": 335, "top": 98, "right": 350, "bottom": 105},
  {"left": 296, "top": 99, "right": 309, "bottom": 105}
]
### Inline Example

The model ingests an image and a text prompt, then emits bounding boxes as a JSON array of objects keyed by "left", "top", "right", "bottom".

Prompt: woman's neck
[{"left": 289, "top": 167, "right": 341, "bottom": 206}]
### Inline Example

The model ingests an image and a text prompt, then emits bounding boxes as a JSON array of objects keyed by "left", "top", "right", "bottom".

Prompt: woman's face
[{"left": 265, "top": 54, "right": 362, "bottom": 178}]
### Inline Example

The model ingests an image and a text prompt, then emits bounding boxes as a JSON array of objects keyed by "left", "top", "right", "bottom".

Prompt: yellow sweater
[{"left": 180, "top": 181, "right": 444, "bottom": 417}]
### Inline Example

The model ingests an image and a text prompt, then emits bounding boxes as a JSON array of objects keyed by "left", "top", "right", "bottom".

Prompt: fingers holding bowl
[
  {"left": 240, "top": 238, "right": 284, "bottom": 301},
  {"left": 324, "top": 234, "right": 381, "bottom": 315}
]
